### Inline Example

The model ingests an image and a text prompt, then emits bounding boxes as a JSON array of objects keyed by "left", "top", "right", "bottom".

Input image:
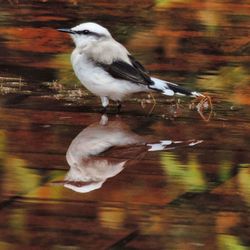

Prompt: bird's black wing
[{"left": 98, "top": 55, "right": 153, "bottom": 86}]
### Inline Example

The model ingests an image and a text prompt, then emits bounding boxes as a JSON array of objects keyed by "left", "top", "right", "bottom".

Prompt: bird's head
[{"left": 58, "top": 22, "right": 112, "bottom": 48}]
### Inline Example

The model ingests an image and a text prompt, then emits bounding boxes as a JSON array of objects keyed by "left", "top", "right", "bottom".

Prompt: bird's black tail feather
[{"left": 149, "top": 77, "right": 204, "bottom": 97}]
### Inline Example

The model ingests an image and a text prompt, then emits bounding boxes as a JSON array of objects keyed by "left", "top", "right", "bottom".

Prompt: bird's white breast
[{"left": 71, "top": 48, "right": 148, "bottom": 101}]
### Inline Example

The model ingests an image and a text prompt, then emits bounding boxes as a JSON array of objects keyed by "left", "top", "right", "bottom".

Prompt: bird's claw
[{"left": 101, "top": 107, "right": 108, "bottom": 114}]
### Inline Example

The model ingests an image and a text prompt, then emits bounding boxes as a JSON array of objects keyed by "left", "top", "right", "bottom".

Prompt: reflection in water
[
  {"left": 59, "top": 115, "right": 203, "bottom": 193},
  {"left": 63, "top": 115, "right": 143, "bottom": 193}
]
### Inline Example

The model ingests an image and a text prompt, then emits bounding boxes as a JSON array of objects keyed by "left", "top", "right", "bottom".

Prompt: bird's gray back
[{"left": 83, "top": 38, "right": 131, "bottom": 65}]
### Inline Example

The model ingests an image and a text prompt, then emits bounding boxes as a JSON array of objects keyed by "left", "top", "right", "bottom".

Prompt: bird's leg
[
  {"left": 117, "top": 101, "right": 122, "bottom": 114},
  {"left": 100, "top": 96, "right": 109, "bottom": 113}
]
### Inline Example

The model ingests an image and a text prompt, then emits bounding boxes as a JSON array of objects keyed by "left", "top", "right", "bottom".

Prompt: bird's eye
[
  {"left": 75, "top": 29, "right": 90, "bottom": 35},
  {"left": 82, "top": 30, "right": 90, "bottom": 35}
]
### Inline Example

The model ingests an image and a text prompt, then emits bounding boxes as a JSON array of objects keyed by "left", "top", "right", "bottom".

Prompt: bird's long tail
[{"left": 149, "top": 77, "right": 204, "bottom": 98}]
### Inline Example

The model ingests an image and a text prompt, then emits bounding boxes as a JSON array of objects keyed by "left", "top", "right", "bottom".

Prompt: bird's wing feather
[
  {"left": 128, "top": 55, "right": 149, "bottom": 75},
  {"left": 98, "top": 55, "right": 153, "bottom": 86}
]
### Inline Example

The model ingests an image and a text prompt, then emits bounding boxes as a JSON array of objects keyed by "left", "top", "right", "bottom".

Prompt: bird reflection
[
  {"left": 58, "top": 115, "right": 203, "bottom": 193},
  {"left": 63, "top": 114, "right": 144, "bottom": 193}
]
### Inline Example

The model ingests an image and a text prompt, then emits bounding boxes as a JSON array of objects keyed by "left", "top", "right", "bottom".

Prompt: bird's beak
[{"left": 57, "top": 28, "right": 75, "bottom": 34}]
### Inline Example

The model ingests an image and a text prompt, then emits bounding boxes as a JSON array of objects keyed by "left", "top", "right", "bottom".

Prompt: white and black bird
[{"left": 58, "top": 22, "right": 203, "bottom": 111}]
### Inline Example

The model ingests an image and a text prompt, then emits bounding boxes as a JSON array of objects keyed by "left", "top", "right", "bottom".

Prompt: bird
[{"left": 58, "top": 22, "right": 204, "bottom": 112}]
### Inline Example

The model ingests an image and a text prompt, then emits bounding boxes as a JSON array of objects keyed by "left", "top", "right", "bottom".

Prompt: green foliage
[
  {"left": 218, "top": 235, "right": 248, "bottom": 250},
  {"left": 160, "top": 152, "right": 207, "bottom": 192}
]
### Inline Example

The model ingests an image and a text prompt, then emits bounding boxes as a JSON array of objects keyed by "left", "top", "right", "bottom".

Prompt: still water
[{"left": 0, "top": 0, "right": 249, "bottom": 249}]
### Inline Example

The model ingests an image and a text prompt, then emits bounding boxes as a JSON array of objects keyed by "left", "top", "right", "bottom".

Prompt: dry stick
[{"left": 197, "top": 95, "right": 213, "bottom": 122}]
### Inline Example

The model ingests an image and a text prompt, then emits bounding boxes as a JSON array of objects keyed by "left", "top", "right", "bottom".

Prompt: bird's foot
[
  {"left": 100, "top": 97, "right": 109, "bottom": 114},
  {"left": 100, "top": 106, "right": 108, "bottom": 114}
]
